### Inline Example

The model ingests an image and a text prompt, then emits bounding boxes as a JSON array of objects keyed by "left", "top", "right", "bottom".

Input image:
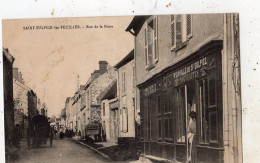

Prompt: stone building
[
  {"left": 126, "top": 14, "right": 242, "bottom": 163},
  {"left": 3, "top": 48, "right": 15, "bottom": 147},
  {"left": 13, "top": 69, "right": 38, "bottom": 139},
  {"left": 65, "top": 61, "right": 117, "bottom": 139}
]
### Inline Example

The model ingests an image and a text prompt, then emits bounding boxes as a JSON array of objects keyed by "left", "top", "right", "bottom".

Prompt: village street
[{"left": 12, "top": 138, "right": 114, "bottom": 163}]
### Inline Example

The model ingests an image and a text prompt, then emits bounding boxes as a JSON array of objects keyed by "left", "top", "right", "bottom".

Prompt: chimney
[
  {"left": 13, "top": 68, "right": 18, "bottom": 80},
  {"left": 99, "top": 61, "right": 108, "bottom": 75},
  {"left": 91, "top": 70, "right": 100, "bottom": 80},
  {"left": 18, "top": 72, "right": 24, "bottom": 84}
]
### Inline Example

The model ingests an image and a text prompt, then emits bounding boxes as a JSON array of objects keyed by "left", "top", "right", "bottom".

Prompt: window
[
  {"left": 158, "top": 119, "right": 162, "bottom": 138},
  {"left": 208, "top": 75, "right": 216, "bottom": 107},
  {"left": 164, "top": 117, "right": 173, "bottom": 139},
  {"left": 132, "top": 65, "right": 135, "bottom": 93},
  {"left": 122, "top": 107, "right": 128, "bottom": 132},
  {"left": 103, "top": 103, "right": 105, "bottom": 116},
  {"left": 209, "top": 112, "right": 218, "bottom": 143},
  {"left": 176, "top": 87, "right": 185, "bottom": 143},
  {"left": 157, "top": 93, "right": 173, "bottom": 141},
  {"left": 198, "top": 79, "right": 209, "bottom": 144},
  {"left": 171, "top": 15, "right": 176, "bottom": 49},
  {"left": 121, "top": 71, "right": 126, "bottom": 95},
  {"left": 144, "top": 16, "right": 158, "bottom": 69},
  {"left": 171, "top": 14, "right": 192, "bottom": 51}
]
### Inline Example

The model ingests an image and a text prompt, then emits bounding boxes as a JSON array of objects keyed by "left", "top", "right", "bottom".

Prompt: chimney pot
[
  {"left": 99, "top": 61, "right": 108, "bottom": 75},
  {"left": 13, "top": 68, "right": 18, "bottom": 80}
]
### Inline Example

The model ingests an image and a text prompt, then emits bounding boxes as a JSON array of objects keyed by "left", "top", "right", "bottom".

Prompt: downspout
[
  {"left": 223, "top": 13, "right": 231, "bottom": 163},
  {"left": 116, "top": 68, "right": 120, "bottom": 139},
  {"left": 134, "top": 36, "right": 137, "bottom": 140}
]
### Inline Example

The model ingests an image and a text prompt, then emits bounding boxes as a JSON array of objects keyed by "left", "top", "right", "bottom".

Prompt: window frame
[
  {"left": 121, "top": 106, "right": 128, "bottom": 133},
  {"left": 144, "top": 15, "right": 158, "bottom": 70},
  {"left": 170, "top": 15, "right": 176, "bottom": 51},
  {"left": 172, "top": 14, "right": 193, "bottom": 51},
  {"left": 121, "top": 71, "right": 126, "bottom": 96}
]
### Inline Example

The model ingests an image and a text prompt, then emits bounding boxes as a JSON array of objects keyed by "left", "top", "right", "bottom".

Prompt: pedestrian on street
[
  {"left": 187, "top": 111, "right": 197, "bottom": 163},
  {"left": 78, "top": 130, "right": 81, "bottom": 139},
  {"left": 49, "top": 127, "right": 54, "bottom": 147}
]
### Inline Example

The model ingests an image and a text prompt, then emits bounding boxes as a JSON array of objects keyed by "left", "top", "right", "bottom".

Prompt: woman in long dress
[{"left": 187, "top": 111, "right": 197, "bottom": 163}]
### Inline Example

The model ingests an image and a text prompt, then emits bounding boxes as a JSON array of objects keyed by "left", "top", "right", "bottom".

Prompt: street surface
[{"left": 12, "top": 138, "right": 114, "bottom": 163}]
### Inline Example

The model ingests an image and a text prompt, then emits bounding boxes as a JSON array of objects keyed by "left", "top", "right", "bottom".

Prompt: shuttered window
[
  {"left": 172, "top": 14, "right": 193, "bottom": 51},
  {"left": 144, "top": 16, "right": 158, "bottom": 69},
  {"left": 171, "top": 15, "right": 176, "bottom": 49},
  {"left": 186, "top": 14, "right": 192, "bottom": 38}
]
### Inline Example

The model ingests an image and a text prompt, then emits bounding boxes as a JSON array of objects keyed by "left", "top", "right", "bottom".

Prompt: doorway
[{"left": 176, "top": 82, "right": 197, "bottom": 163}]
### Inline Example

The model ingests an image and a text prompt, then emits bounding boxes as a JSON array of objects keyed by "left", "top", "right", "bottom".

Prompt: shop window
[
  {"left": 208, "top": 75, "right": 216, "bottom": 107},
  {"left": 144, "top": 16, "right": 158, "bottom": 69},
  {"left": 158, "top": 96, "right": 161, "bottom": 115},
  {"left": 158, "top": 119, "right": 162, "bottom": 138},
  {"left": 176, "top": 87, "right": 185, "bottom": 143},
  {"left": 209, "top": 111, "right": 218, "bottom": 143},
  {"left": 164, "top": 117, "right": 173, "bottom": 139},
  {"left": 198, "top": 80, "right": 209, "bottom": 144}
]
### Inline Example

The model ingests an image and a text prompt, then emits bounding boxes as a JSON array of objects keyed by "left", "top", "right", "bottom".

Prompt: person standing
[
  {"left": 78, "top": 130, "right": 81, "bottom": 139},
  {"left": 187, "top": 111, "right": 197, "bottom": 163},
  {"left": 49, "top": 127, "right": 54, "bottom": 147}
]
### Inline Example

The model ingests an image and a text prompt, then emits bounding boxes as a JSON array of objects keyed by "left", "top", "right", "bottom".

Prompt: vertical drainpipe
[
  {"left": 230, "top": 13, "right": 239, "bottom": 163},
  {"left": 223, "top": 13, "right": 231, "bottom": 163},
  {"left": 134, "top": 36, "right": 137, "bottom": 140},
  {"left": 116, "top": 68, "right": 120, "bottom": 139}
]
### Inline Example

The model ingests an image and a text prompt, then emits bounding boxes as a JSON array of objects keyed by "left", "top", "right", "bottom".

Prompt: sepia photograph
[{"left": 2, "top": 14, "right": 242, "bottom": 163}]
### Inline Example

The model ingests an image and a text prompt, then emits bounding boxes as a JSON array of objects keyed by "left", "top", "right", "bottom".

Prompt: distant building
[
  {"left": 3, "top": 48, "right": 15, "bottom": 146},
  {"left": 114, "top": 50, "right": 136, "bottom": 145},
  {"left": 100, "top": 80, "right": 118, "bottom": 142}
]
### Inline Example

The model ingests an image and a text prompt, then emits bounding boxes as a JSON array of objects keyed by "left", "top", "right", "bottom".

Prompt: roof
[
  {"left": 100, "top": 80, "right": 117, "bottom": 101},
  {"left": 114, "top": 49, "right": 134, "bottom": 69},
  {"left": 3, "top": 48, "right": 15, "bottom": 63},
  {"left": 125, "top": 16, "right": 150, "bottom": 35},
  {"left": 96, "top": 79, "right": 117, "bottom": 102}
]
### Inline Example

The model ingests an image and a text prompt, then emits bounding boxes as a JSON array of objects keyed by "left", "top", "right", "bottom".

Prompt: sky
[{"left": 2, "top": 16, "right": 134, "bottom": 117}]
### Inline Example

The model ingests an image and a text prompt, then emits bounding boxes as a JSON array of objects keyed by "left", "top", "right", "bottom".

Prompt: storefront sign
[
  {"left": 142, "top": 56, "right": 215, "bottom": 97},
  {"left": 172, "top": 57, "right": 208, "bottom": 86}
]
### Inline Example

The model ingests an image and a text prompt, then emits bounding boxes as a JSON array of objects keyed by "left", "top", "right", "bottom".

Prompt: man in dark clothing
[{"left": 49, "top": 127, "right": 54, "bottom": 146}]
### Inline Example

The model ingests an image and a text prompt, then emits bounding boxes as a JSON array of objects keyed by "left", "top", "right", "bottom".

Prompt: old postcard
[{"left": 2, "top": 14, "right": 242, "bottom": 163}]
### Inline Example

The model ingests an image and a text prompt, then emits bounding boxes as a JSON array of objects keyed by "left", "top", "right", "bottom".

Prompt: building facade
[
  {"left": 126, "top": 14, "right": 242, "bottom": 163},
  {"left": 3, "top": 48, "right": 15, "bottom": 146},
  {"left": 114, "top": 50, "right": 136, "bottom": 145},
  {"left": 100, "top": 81, "right": 118, "bottom": 142},
  {"left": 13, "top": 68, "right": 38, "bottom": 140}
]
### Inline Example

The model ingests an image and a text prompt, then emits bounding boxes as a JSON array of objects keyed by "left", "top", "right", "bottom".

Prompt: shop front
[{"left": 139, "top": 41, "right": 224, "bottom": 162}]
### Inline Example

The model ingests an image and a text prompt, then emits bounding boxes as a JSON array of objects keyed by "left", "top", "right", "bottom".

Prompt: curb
[{"left": 72, "top": 138, "right": 109, "bottom": 159}]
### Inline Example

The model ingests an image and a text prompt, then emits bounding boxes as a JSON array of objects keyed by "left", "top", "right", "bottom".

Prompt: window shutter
[
  {"left": 153, "top": 16, "right": 158, "bottom": 61},
  {"left": 186, "top": 14, "right": 192, "bottom": 38},
  {"left": 171, "top": 15, "right": 176, "bottom": 48},
  {"left": 147, "top": 23, "right": 153, "bottom": 66},
  {"left": 176, "top": 15, "right": 182, "bottom": 49},
  {"left": 144, "top": 27, "right": 148, "bottom": 66}
]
